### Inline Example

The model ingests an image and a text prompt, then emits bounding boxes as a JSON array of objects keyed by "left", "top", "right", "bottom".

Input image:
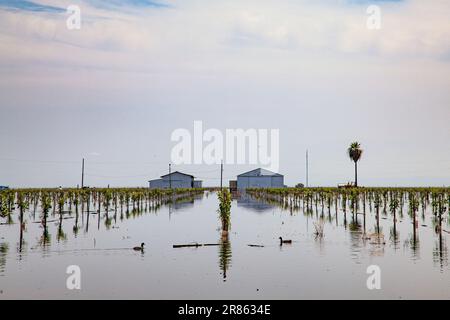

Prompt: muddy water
[{"left": 0, "top": 191, "right": 449, "bottom": 299}]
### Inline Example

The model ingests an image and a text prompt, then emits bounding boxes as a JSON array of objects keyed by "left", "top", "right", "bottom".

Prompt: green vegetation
[
  {"left": 0, "top": 187, "right": 206, "bottom": 243},
  {"left": 247, "top": 187, "right": 449, "bottom": 223},
  {"left": 217, "top": 189, "right": 232, "bottom": 232}
]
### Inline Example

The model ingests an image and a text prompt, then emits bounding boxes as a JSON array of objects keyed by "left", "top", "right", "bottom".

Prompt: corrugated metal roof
[
  {"left": 237, "top": 168, "right": 283, "bottom": 177},
  {"left": 160, "top": 171, "right": 194, "bottom": 178}
]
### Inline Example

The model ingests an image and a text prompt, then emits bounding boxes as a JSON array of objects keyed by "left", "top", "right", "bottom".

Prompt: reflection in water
[
  {"left": 349, "top": 217, "right": 364, "bottom": 260},
  {"left": 1, "top": 188, "right": 449, "bottom": 298},
  {"left": 57, "top": 211, "right": 67, "bottom": 243},
  {"left": 73, "top": 204, "right": 80, "bottom": 236},
  {"left": 2, "top": 190, "right": 205, "bottom": 267},
  {"left": 390, "top": 226, "right": 400, "bottom": 251},
  {"left": 433, "top": 236, "right": 448, "bottom": 270},
  {"left": 18, "top": 214, "right": 24, "bottom": 253},
  {"left": 237, "top": 193, "right": 275, "bottom": 213},
  {"left": 433, "top": 215, "right": 448, "bottom": 270},
  {"left": 39, "top": 227, "right": 51, "bottom": 249},
  {"left": 389, "top": 201, "right": 400, "bottom": 250},
  {"left": 250, "top": 190, "right": 450, "bottom": 263},
  {"left": 404, "top": 232, "right": 420, "bottom": 260},
  {"left": 313, "top": 219, "right": 325, "bottom": 254},
  {"left": 219, "top": 233, "right": 232, "bottom": 282},
  {"left": 0, "top": 242, "right": 8, "bottom": 275}
]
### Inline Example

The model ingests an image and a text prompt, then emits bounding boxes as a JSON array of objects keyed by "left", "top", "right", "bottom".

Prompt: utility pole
[
  {"left": 81, "top": 158, "right": 85, "bottom": 189},
  {"left": 220, "top": 161, "right": 223, "bottom": 189},
  {"left": 306, "top": 150, "right": 309, "bottom": 188},
  {"left": 169, "top": 163, "right": 172, "bottom": 189}
]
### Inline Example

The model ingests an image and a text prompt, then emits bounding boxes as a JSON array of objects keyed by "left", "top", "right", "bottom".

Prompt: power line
[
  {"left": 85, "top": 170, "right": 167, "bottom": 179},
  {"left": 0, "top": 157, "right": 169, "bottom": 165},
  {"left": 0, "top": 157, "right": 79, "bottom": 164},
  {"left": 87, "top": 160, "right": 168, "bottom": 165}
]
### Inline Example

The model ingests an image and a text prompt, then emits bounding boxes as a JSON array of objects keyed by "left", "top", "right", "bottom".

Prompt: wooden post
[
  {"left": 220, "top": 161, "right": 223, "bottom": 189},
  {"left": 306, "top": 150, "right": 309, "bottom": 188},
  {"left": 169, "top": 163, "right": 172, "bottom": 189},
  {"left": 81, "top": 158, "right": 85, "bottom": 188}
]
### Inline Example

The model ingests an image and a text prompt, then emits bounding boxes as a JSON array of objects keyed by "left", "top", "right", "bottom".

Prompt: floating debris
[{"left": 173, "top": 243, "right": 220, "bottom": 248}]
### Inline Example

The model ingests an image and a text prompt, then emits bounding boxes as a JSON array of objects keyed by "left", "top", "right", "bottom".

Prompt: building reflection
[{"left": 237, "top": 193, "right": 275, "bottom": 213}]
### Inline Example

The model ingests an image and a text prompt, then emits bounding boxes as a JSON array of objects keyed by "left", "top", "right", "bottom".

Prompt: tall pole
[
  {"left": 81, "top": 158, "right": 85, "bottom": 189},
  {"left": 169, "top": 163, "right": 172, "bottom": 189},
  {"left": 306, "top": 150, "right": 309, "bottom": 188},
  {"left": 220, "top": 161, "right": 223, "bottom": 189}
]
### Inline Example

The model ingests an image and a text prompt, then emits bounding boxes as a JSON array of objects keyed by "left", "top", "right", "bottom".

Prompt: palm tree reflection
[{"left": 349, "top": 217, "right": 363, "bottom": 260}]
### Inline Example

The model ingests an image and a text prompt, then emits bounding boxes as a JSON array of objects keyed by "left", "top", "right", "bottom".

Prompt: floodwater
[{"left": 0, "top": 191, "right": 449, "bottom": 299}]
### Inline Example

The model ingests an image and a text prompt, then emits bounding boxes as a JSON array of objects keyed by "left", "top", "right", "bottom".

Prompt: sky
[{"left": 0, "top": 0, "right": 449, "bottom": 188}]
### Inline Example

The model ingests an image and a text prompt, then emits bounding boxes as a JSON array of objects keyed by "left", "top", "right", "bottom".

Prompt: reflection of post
[
  {"left": 438, "top": 228, "right": 443, "bottom": 267},
  {"left": 410, "top": 211, "right": 419, "bottom": 257},
  {"left": 19, "top": 217, "right": 24, "bottom": 253},
  {"left": 391, "top": 217, "right": 399, "bottom": 250},
  {"left": 436, "top": 212, "right": 447, "bottom": 268},
  {"left": 376, "top": 206, "right": 380, "bottom": 234},
  {"left": 335, "top": 197, "right": 338, "bottom": 227},
  {"left": 73, "top": 201, "right": 79, "bottom": 235},
  {"left": 412, "top": 208, "right": 417, "bottom": 248},
  {"left": 86, "top": 193, "right": 90, "bottom": 233},
  {"left": 19, "top": 205, "right": 24, "bottom": 253}
]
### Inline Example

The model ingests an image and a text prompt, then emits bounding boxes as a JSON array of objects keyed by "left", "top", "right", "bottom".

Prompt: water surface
[{"left": 0, "top": 191, "right": 449, "bottom": 299}]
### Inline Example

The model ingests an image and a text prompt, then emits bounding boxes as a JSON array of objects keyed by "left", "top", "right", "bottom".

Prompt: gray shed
[
  {"left": 237, "top": 168, "right": 284, "bottom": 189},
  {"left": 149, "top": 171, "right": 202, "bottom": 189}
]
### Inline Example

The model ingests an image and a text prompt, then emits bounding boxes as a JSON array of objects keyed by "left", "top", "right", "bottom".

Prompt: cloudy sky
[{"left": 0, "top": 0, "right": 449, "bottom": 187}]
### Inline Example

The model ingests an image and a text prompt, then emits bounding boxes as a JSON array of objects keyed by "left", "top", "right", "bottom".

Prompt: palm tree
[{"left": 347, "top": 142, "right": 363, "bottom": 187}]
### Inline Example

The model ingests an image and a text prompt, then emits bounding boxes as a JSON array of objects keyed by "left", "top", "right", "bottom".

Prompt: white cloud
[{"left": 0, "top": 0, "right": 449, "bottom": 74}]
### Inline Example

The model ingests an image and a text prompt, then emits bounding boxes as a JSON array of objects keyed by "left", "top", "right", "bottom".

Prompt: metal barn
[
  {"left": 149, "top": 171, "right": 202, "bottom": 189},
  {"left": 237, "top": 168, "right": 284, "bottom": 189}
]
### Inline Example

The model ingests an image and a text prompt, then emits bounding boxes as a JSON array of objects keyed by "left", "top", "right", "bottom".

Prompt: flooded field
[{"left": 0, "top": 189, "right": 449, "bottom": 299}]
